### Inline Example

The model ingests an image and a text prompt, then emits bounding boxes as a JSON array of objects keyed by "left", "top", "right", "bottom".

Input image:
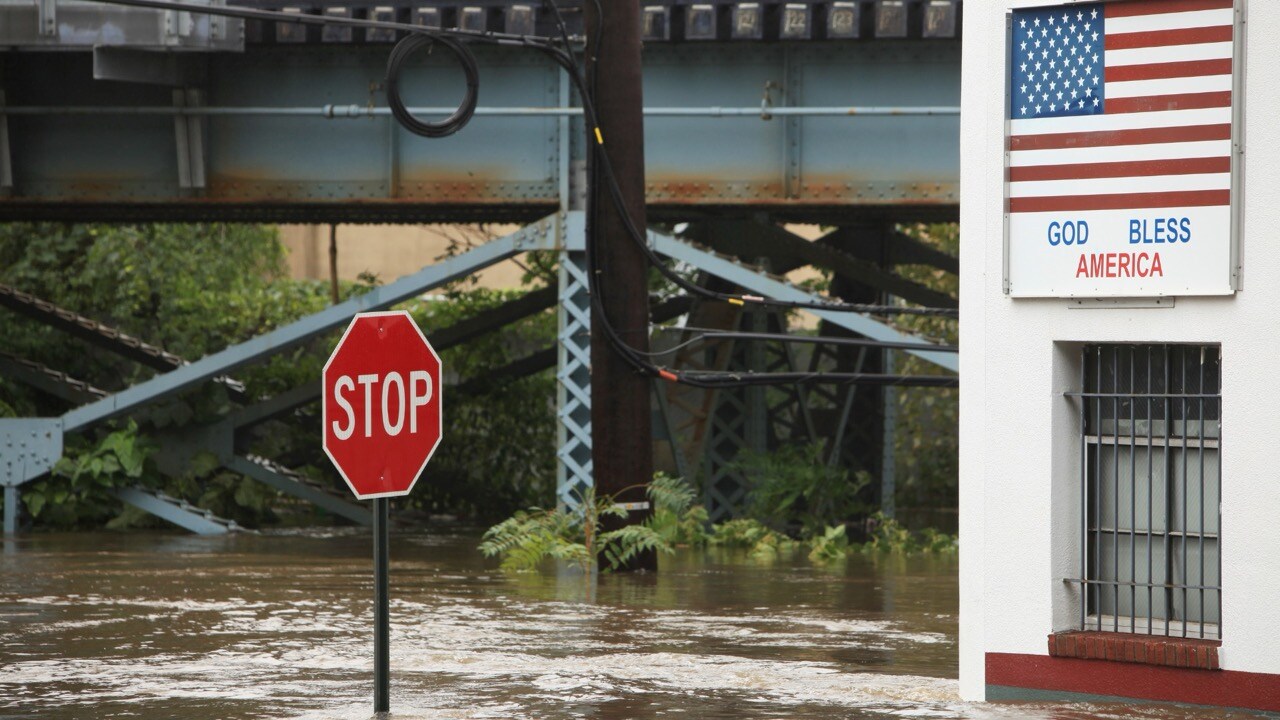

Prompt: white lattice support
[{"left": 556, "top": 215, "right": 593, "bottom": 509}]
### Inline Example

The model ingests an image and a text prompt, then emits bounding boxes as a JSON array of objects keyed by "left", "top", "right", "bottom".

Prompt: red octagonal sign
[{"left": 323, "top": 311, "right": 443, "bottom": 499}]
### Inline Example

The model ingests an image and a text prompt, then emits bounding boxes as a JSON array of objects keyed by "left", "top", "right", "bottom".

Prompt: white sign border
[{"left": 1000, "top": 0, "right": 1246, "bottom": 299}]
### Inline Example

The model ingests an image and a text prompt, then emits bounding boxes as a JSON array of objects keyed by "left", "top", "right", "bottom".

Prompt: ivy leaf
[
  {"left": 188, "top": 451, "right": 221, "bottom": 479},
  {"left": 24, "top": 492, "right": 45, "bottom": 518}
]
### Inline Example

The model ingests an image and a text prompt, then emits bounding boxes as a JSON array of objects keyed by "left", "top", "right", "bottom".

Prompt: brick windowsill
[{"left": 1049, "top": 631, "right": 1221, "bottom": 670}]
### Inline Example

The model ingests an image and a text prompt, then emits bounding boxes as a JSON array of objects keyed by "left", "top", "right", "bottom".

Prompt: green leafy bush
[
  {"left": 0, "top": 223, "right": 344, "bottom": 527},
  {"left": 708, "top": 518, "right": 797, "bottom": 560},
  {"left": 479, "top": 477, "right": 702, "bottom": 573},
  {"left": 734, "top": 441, "right": 871, "bottom": 536},
  {"left": 861, "top": 512, "right": 958, "bottom": 555},
  {"left": 22, "top": 422, "right": 154, "bottom": 529},
  {"left": 477, "top": 505, "right": 591, "bottom": 572},
  {"left": 806, "top": 524, "right": 852, "bottom": 563}
]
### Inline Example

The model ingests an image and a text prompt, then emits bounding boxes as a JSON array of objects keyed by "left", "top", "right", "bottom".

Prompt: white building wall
[{"left": 960, "top": 0, "right": 1280, "bottom": 700}]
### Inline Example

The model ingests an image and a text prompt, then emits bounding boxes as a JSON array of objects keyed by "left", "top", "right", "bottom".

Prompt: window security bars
[{"left": 1071, "top": 344, "right": 1221, "bottom": 639}]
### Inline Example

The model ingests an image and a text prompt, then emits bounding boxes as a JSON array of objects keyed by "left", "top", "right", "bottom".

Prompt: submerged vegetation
[
  {"left": 478, "top": 474, "right": 699, "bottom": 573},
  {"left": 480, "top": 473, "right": 956, "bottom": 573},
  {"left": 734, "top": 441, "right": 871, "bottom": 538}
]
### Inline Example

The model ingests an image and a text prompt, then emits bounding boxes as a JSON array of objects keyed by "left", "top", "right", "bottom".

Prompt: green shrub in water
[
  {"left": 733, "top": 441, "right": 871, "bottom": 538},
  {"left": 479, "top": 478, "right": 705, "bottom": 573},
  {"left": 21, "top": 422, "right": 154, "bottom": 528},
  {"left": 861, "top": 512, "right": 958, "bottom": 555},
  {"left": 806, "top": 524, "right": 852, "bottom": 563},
  {"left": 708, "top": 518, "right": 798, "bottom": 561},
  {"left": 647, "top": 472, "right": 710, "bottom": 547}
]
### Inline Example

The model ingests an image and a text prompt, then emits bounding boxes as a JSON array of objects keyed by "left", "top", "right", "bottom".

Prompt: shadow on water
[{"left": 0, "top": 529, "right": 1269, "bottom": 719}]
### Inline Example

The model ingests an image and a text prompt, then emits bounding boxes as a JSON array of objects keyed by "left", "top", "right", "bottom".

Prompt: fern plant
[
  {"left": 860, "top": 512, "right": 958, "bottom": 555},
  {"left": 598, "top": 524, "right": 672, "bottom": 570},
  {"left": 647, "top": 472, "right": 710, "bottom": 547},
  {"left": 478, "top": 475, "right": 703, "bottom": 573},
  {"left": 477, "top": 506, "right": 589, "bottom": 572}
]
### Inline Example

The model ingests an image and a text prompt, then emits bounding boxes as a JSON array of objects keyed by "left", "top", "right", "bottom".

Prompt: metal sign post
[{"left": 373, "top": 497, "right": 390, "bottom": 714}]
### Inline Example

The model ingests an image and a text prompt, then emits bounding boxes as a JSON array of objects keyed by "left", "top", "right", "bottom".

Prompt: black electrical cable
[
  {"left": 589, "top": 122, "right": 957, "bottom": 319},
  {"left": 536, "top": 0, "right": 958, "bottom": 389},
  {"left": 385, "top": 33, "right": 480, "bottom": 138},
  {"left": 675, "top": 370, "right": 959, "bottom": 389},
  {"left": 652, "top": 328, "right": 958, "bottom": 354},
  {"left": 541, "top": 2, "right": 956, "bottom": 320}
]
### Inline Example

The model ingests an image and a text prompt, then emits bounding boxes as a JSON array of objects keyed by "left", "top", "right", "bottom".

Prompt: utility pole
[{"left": 585, "top": 0, "right": 656, "bottom": 571}]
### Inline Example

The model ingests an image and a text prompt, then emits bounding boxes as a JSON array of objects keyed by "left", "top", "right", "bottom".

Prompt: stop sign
[{"left": 322, "top": 310, "right": 443, "bottom": 499}]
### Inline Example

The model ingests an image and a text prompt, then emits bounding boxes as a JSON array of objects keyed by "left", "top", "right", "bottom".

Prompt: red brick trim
[
  {"left": 1049, "top": 631, "right": 1221, "bottom": 670},
  {"left": 987, "top": 652, "right": 1280, "bottom": 713}
]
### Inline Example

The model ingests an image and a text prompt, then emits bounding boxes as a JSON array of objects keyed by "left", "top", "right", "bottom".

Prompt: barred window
[{"left": 1076, "top": 344, "right": 1221, "bottom": 639}]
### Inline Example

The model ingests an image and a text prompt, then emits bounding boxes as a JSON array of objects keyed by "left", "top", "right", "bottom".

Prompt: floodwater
[{"left": 0, "top": 528, "right": 1265, "bottom": 719}]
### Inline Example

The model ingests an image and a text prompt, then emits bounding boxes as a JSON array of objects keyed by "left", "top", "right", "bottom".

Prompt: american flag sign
[{"left": 1005, "top": 0, "right": 1239, "bottom": 297}]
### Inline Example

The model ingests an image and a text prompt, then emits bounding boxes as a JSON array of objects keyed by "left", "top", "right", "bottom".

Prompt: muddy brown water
[{"left": 0, "top": 529, "right": 1266, "bottom": 719}]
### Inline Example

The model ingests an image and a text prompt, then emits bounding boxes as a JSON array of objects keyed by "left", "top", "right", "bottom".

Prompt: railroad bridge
[{"left": 0, "top": 0, "right": 961, "bottom": 533}]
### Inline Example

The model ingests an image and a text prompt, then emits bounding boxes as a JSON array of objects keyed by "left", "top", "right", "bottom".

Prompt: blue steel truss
[
  {"left": 648, "top": 228, "right": 958, "bottom": 373},
  {"left": 555, "top": 217, "right": 593, "bottom": 510}
]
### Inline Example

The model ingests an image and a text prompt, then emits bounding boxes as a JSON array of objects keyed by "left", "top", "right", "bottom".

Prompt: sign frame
[
  {"left": 321, "top": 309, "right": 444, "bottom": 501},
  {"left": 1001, "top": 0, "right": 1246, "bottom": 299}
]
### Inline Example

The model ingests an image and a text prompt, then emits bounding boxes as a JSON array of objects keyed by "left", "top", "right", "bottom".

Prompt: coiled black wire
[{"left": 385, "top": 33, "right": 480, "bottom": 138}]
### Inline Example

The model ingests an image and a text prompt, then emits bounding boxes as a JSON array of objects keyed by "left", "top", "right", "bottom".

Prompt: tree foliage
[
  {"left": 733, "top": 441, "right": 871, "bottom": 537},
  {"left": 890, "top": 222, "right": 959, "bottom": 511}
]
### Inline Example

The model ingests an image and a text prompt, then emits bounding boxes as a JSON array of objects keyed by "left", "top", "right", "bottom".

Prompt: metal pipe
[
  {"left": 678, "top": 330, "right": 958, "bottom": 353},
  {"left": 3, "top": 486, "right": 16, "bottom": 536},
  {"left": 1080, "top": 345, "right": 1088, "bottom": 633},
  {"left": 373, "top": 497, "right": 390, "bottom": 714},
  {"left": 0, "top": 105, "right": 960, "bottom": 119}
]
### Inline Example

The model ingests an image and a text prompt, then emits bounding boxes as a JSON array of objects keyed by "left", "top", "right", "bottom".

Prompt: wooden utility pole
[{"left": 585, "top": 0, "right": 656, "bottom": 570}]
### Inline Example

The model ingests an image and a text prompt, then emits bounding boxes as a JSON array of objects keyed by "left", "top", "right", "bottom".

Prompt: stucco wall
[
  {"left": 959, "top": 0, "right": 1280, "bottom": 701},
  {"left": 277, "top": 224, "right": 529, "bottom": 288}
]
